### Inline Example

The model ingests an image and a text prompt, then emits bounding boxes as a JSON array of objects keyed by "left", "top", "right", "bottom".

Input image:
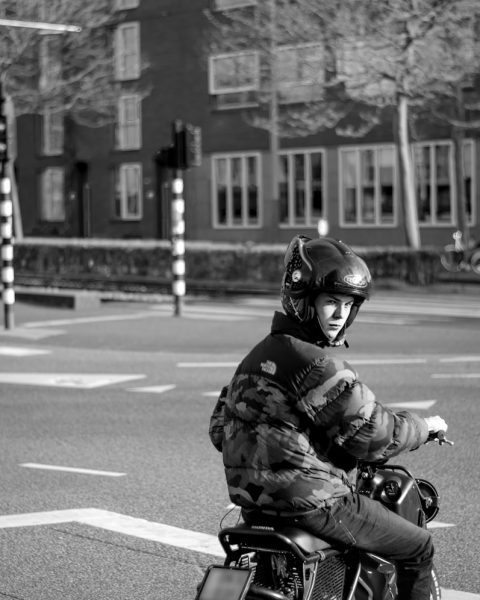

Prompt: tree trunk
[{"left": 396, "top": 94, "right": 420, "bottom": 249}]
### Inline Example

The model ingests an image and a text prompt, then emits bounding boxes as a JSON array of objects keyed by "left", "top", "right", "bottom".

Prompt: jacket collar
[{"left": 271, "top": 311, "right": 330, "bottom": 347}]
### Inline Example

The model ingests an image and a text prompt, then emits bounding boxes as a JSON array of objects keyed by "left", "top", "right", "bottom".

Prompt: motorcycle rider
[{"left": 209, "top": 234, "right": 448, "bottom": 600}]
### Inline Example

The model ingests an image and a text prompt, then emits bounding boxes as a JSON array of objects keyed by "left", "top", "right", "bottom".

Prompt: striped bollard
[
  {"left": 1, "top": 172, "right": 14, "bottom": 329},
  {"left": 171, "top": 173, "right": 185, "bottom": 316}
]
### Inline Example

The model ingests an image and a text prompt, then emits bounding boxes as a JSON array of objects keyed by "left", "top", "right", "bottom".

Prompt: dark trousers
[{"left": 243, "top": 492, "right": 434, "bottom": 600}]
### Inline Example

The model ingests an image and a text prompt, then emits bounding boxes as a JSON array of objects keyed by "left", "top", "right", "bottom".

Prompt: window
[
  {"left": 279, "top": 150, "right": 325, "bottom": 227},
  {"left": 40, "top": 168, "right": 65, "bottom": 221},
  {"left": 115, "top": 0, "right": 139, "bottom": 9},
  {"left": 209, "top": 51, "right": 259, "bottom": 94},
  {"left": 113, "top": 163, "right": 143, "bottom": 220},
  {"left": 212, "top": 153, "right": 261, "bottom": 228},
  {"left": 413, "top": 140, "right": 474, "bottom": 226},
  {"left": 114, "top": 23, "right": 140, "bottom": 81},
  {"left": 116, "top": 94, "right": 141, "bottom": 150},
  {"left": 39, "top": 36, "right": 62, "bottom": 91},
  {"left": 213, "top": 0, "right": 256, "bottom": 8},
  {"left": 339, "top": 145, "right": 396, "bottom": 226},
  {"left": 42, "top": 106, "right": 64, "bottom": 155}
]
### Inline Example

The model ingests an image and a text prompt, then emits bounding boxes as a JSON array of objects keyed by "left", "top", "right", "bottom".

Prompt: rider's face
[{"left": 314, "top": 292, "right": 354, "bottom": 341}]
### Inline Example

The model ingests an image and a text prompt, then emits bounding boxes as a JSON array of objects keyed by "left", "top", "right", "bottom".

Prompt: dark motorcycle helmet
[{"left": 281, "top": 235, "right": 372, "bottom": 333}]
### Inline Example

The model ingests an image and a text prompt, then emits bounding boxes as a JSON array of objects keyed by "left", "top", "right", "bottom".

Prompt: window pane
[
  {"left": 41, "top": 168, "right": 65, "bottom": 221},
  {"left": 310, "top": 153, "right": 323, "bottom": 219},
  {"left": 215, "top": 158, "right": 228, "bottom": 225},
  {"left": 293, "top": 154, "right": 306, "bottom": 222},
  {"left": 246, "top": 156, "right": 259, "bottom": 222},
  {"left": 342, "top": 150, "right": 357, "bottom": 223},
  {"left": 378, "top": 147, "right": 394, "bottom": 223},
  {"left": 231, "top": 157, "right": 243, "bottom": 224},
  {"left": 463, "top": 142, "right": 473, "bottom": 221},
  {"left": 278, "top": 155, "right": 289, "bottom": 224},
  {"left": 435, "top": 144, "right": 451, "bottom": 222},
  {"left": 212, "top": 52, "right": 257, "bottom": 92},
  {"left": 360, "top": 149, "right": 375, "bottom": 223},
  {"left": 415, "top": 146, "right": 432, "bottom": 223}
]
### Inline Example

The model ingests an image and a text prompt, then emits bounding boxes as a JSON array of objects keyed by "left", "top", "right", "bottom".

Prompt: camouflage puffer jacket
[{"left": 209, "top": 311, "right": 429, "bottom": 512}]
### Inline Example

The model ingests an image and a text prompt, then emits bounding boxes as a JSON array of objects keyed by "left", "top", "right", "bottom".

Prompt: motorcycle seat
[{"left": 219, "top": 524, "right": 335, "bottom": 557}]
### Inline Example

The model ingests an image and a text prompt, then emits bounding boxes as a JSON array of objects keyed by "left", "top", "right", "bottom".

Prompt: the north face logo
[{"left": 261, "top": 360, "right": 277, "bottom": 375}]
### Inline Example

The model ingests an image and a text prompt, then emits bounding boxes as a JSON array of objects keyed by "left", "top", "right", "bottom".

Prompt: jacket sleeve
[
  {"left": 209, "top": 385, "right": 228, "bottom": 452},
  {"left": 298, "top": 359, "right": 429, "bottom": 461}
]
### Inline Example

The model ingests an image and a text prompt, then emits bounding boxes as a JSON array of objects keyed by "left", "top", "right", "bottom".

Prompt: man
[{"left": 209, "top": 235, "right": 448, "bottom": 600}]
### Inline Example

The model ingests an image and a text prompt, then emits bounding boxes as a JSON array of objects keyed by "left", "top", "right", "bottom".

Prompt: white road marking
[
  {"left": 351, "top": 358, "right": 427, "bottom": 365},
  {"left": 440, "top": 356, "right": 480, "bottom": 363},
  {"left": 385, "top": 400, "right": 437, "bottom": 410},
  {"left": 203, "top": 391, "right": 221, "bottom": 397},
  {"left": 24, "top": 312, "right": 156, "bottom": 328},
  {"left": 178, "top": 362, "right": 238, "bottom": 368},
  {"left": 0, "top": 508, "right": 469, "bottom": 597},
  {"left": 128, "top": 384, "right": 176, "bottom": 394},
  {"left": 0, "top": 373, "right": 144, "bottom": 389},
  {"left": 20, "top": 463, "right": 126, "bottom": 477},
  {"left": 428, "top": 521, "right": 455, "bottom": 529},
  {"left": 0, "top": 508, "right": 224, "bottom": 556},
  {"left": 0, "top": 327, "right": 65, "bottom": 340},
  {"left": 431, "top": 374, "right": 480, "bottom": 379},
  {"left": 0, "top": 346, "right": 50, "bottom": 356}
]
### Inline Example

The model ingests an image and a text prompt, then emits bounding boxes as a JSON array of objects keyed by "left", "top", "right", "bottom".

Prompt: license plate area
[{"left": 196, "top": 565, "right": 253, "bottom": 600}]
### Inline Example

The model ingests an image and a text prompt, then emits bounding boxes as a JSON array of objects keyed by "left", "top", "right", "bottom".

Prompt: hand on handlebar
[{"left": 424, "top": 416, "right": 454, "bottom": 446}]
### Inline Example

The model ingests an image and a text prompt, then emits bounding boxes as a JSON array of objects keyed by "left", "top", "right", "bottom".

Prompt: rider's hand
[{"left": 425, "top": 416, "right": 448, "bottom": 433}]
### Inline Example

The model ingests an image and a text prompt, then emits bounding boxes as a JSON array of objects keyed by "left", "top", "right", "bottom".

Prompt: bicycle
[{"left": 440, "top": 230, "right": 480, "bottom": 275}]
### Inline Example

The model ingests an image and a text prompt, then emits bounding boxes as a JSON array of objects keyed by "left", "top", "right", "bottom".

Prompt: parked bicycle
[{"left": 440, "top": 230, "right": 480, "bottom": 275}]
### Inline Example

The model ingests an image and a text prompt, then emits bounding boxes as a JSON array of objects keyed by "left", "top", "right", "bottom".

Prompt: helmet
[{"left": 281, "top": 235, "right": 372, "bottom": 328}]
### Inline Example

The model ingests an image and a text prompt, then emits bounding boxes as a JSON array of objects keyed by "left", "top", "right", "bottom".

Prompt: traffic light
[
  {"left": 172, "top": 120, "right": 201, "bottom": 170},
  {"left": 0, "top": 114, "right": 7, "bottom": 162}
]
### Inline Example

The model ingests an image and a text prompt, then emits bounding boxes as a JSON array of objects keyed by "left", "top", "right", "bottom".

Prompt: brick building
[{"left": 14, "top": 0, "right": 480, "bottom": 247}]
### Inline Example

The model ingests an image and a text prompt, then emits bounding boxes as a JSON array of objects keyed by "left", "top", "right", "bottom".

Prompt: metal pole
[
  {"left": 1, "top": 162, "right": 14, "bottom": 330},
  {"left": 171, "top": 171, "right": 185, "bottom": 316}
]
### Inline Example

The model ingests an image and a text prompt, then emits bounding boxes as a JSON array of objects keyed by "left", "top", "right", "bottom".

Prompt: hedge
[{"left": 12, "top": 237, "right": 444, "bottom": 295}]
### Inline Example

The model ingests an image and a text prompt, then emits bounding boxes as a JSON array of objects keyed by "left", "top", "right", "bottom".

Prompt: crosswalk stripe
[{"left": 128, "top": 384, "right": 176, "bottom": 394}]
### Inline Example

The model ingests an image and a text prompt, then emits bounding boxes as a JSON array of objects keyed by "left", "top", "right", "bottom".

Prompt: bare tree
[
  {"left": 334, "top": 0, "right": 480, "bottom": 248},
  {"left": 0, "top": 0, "right": 149, "bottom": 237}
]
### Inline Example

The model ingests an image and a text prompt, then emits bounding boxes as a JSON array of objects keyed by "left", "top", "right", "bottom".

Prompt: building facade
[{"left": 14, "top": 0, "right": 480, "bottom": 247}]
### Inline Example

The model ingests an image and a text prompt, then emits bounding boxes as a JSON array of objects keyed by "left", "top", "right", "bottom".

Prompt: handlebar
[{"left": 428, "top": 430, "right": 454, "bottom": 446}]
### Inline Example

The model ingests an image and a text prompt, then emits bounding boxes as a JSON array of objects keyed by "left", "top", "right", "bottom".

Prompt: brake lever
[{"left": 436, "top": 431, "right": 454, "bottom": 446}]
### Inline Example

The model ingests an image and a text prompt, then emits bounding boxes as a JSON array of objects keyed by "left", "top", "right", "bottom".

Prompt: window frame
[
  {"left": 208, "top": 50, "right": 260, "bottom": 95},
  {"left": 278, "top": 148, "right": 327, "bottom": 228},
  {"left": 114, "top": 22, "right": 141, "bottom": 81},
  {"left": 115, "top": 0, "right": 139, "bottom": 10},
  {"left": 211, "top": 152, "right": 262, "bottom": 229},
  {"left": 42, "top": 105, "right": 64, "bottom": 156},
  {"left": 213, "top": 0, "right": 257, "bottom": 8},
  {"left": 113, "top": 163, "right": 143, "bottom": 221},
  {"left": 338, "top": 144, "right": 398, "bottom": 228},
  {"left": 413, "top": 139, "right": 475, "bottom": 228},
  {"left": 116, "top": 94, "right": 142, "bottom": 150},
  {"left": 40, "top": 167, "right": 65, "bottom": 222}
]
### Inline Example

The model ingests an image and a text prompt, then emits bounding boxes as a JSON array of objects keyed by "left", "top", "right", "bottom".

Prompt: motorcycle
[
  {"left": 196, "top": 432, "right": 453, "bottom": 600},
  {"left": 440, "top": 230, "right": 480, "bottom": 275}
]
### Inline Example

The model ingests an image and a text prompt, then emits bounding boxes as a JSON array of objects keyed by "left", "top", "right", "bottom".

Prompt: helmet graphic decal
[{"left": 344, "top": 273, "right": 368, "bottom": 287}]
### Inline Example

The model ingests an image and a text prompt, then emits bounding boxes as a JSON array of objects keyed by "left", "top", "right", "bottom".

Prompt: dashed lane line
[
  {"left": 19, "top": 463, "right": 126, "bottom": 477},
  {"left": 431, "top": 373, "right": 480, "bottom": 379},
  {"left": 0, "top": 346, "right": 50, "bottom": 356},
  {"left": 128, "top": 384, "right": 176, "bottom": 394}
]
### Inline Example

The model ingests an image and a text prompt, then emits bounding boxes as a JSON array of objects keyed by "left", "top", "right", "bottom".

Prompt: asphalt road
[{"left": 0, "top": 290, "right": 479, "bottom": 600}]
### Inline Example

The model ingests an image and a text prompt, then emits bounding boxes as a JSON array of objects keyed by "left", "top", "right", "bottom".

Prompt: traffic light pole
[
  {"left": 0, "top": 158, "right": 14, "bottom": 330},
  {"left": 171, "top": 170, "right": 185, "bottom": 317}
]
